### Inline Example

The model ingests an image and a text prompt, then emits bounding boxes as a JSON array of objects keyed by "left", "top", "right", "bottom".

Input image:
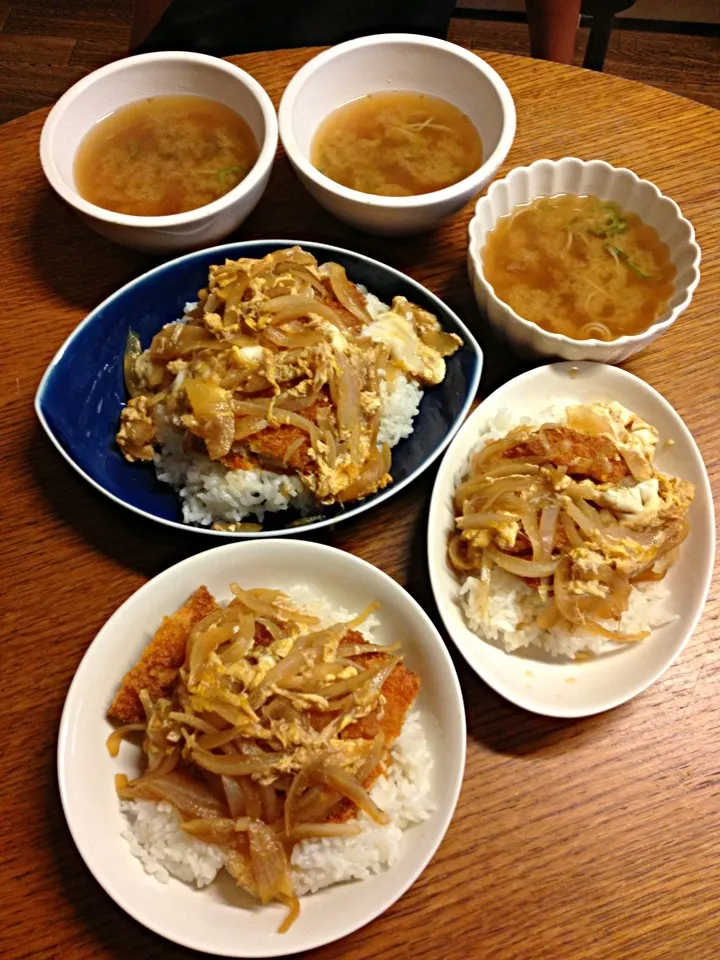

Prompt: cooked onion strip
[
  {"left": 489, "top": 548, "right": 558, "bottom": 578},
  {"left": 291, "top": 822, "right": 362, "bottom": 840},
  {"left": 106, "top": 723, "right": 145, "bottom": 757},
  {"left": 447, "top": 403, "right": 694, "bottom": 650}
]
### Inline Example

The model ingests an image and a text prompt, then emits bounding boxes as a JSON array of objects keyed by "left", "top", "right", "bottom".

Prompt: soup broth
[
  {"left": 482, "top": 194, "right": 676, "bottom": 341},
  {"left": 74, "top": 94, "right": 259, "bottom": 217},
  {"left": 311, "top": 91, "right": 483, "bottom": 197}
]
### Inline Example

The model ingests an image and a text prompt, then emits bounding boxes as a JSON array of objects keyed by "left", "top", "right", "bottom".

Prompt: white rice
[
  {"left": 121, "top": 800, "right": 225, "bottom": 887},
  {"left": 154, "top": 425, "right": 314, "bottom": 527},
  {"left": 291, "top": 710, "right": 434, "bottom": 895},
  {"left": 119, "top": 593, "right": 434, "bottom": 896},
  {"left": 152, "top": 287, "right": 424, "bottom": 526},
  {"left": 456, "top": 403, "right": 677, "bottom": 659}
]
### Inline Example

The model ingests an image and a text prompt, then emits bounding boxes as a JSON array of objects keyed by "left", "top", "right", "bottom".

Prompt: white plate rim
[
  {"left": 57, "top": 539, "right": 467, "bottom": 956},
  {"left": 427, "top": 360, "right": 716, "bottom": 718}
]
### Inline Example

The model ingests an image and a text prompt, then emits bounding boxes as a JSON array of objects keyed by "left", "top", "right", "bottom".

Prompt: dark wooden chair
[
  {"left": 582, "top": 1, "right": 638, "bottom": 70},
  {"left": 132, "top": 0, "right": 637, "bottom": 71},
  {"left": 527, "top": 0, "right": 638, "bottom": 70}
]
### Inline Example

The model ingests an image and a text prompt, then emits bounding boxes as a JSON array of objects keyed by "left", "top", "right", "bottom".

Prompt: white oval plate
[
  {"left": 428, "top": 361, "right": 715, "bottom": 718},
  {"left": 58, "top": 540, "right": 466, "bottom": 957}
]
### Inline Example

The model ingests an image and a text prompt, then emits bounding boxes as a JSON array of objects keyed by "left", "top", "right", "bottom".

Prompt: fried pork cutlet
[
  {"left": 244, "top": 401, "right": 329, "bottom": 474},
  {"left": 108, "top": 586, "right": 218, "bottom": 724},
  {"left": 314, "top": 630, "right": 421, "bottom": 821},
  {"left": 503, "top": 425, "right": 630, "bottom": 484}
]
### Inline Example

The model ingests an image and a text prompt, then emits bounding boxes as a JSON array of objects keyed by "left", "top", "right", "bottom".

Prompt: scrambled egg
[
  {"left": 117, "top": 248, "right": 462, "bottom": 510},
  {"left": 586, "top": 400, "right": 659, "bottom": 461},
  {"left": 363, "top": 296, "right": 462, "bottom": 386}
]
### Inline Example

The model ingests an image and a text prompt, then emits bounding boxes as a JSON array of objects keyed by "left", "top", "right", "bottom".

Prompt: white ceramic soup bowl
[
  {"left": 40, "top": 52, "right": 278, "bottom": 253},
  {"left": 58, "top": 540, "right": 466, "bottom": 956},
  {"left": 278, "top": 34, "right": 516, "bottom": 236},
  {"left": 467, "top": 158, "right": 701, "bottom": 363},
  {"left": 427, "top": 362, "right": 715, "bottom": 718}
]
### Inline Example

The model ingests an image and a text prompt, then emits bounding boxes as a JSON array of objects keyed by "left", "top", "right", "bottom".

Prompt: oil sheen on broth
[
  {"left": 74, "top": 95, "right": 259, "bottom": 216},
  {"left": 311, "top": 91, "right": 483, "bottom": 197},
  {"left": 482, "top": 195, "right": 676, "bottom": 340}
]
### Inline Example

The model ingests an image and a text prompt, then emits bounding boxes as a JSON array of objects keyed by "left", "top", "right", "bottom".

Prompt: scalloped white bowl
[{"left": 467, "top": 158, "right": 701, "bottom": 363}]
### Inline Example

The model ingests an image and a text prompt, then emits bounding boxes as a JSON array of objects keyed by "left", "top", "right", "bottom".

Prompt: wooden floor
[{"left": 0, "top": 1, "right": 717, "bottom": 124}]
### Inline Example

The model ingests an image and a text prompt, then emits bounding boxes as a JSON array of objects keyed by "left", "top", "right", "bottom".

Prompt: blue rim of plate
[{"left": 35, "top": 239, "right": 483, "bottom": 538}]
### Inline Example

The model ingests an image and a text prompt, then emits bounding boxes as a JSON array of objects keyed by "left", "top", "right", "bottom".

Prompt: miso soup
[
  {"left": 482, "top": 194, "right": 676, "bottom": 341},
  {"left": 74, "top": 94, "right": 259, "bottom": 217},
  {"left": 311, "top": 91, "right": 483, "bottom": 197}
]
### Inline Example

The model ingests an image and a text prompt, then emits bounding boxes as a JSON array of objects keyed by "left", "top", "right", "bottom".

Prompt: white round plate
[
  {"left": 428, "top": 361, "right": 715, "bottom": 718},
  {"left": 58, "top": 540, "right": 466, "bottom": 957}
]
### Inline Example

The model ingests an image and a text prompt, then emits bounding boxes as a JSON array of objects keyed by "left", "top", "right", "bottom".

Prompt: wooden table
[{"left": 1, "top": 48, "right": 719, "bottom": 960}]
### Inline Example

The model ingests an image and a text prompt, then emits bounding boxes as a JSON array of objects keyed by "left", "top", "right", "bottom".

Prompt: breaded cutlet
[{"left": 108, "top": 585, "right": 218, "bottom": 724}]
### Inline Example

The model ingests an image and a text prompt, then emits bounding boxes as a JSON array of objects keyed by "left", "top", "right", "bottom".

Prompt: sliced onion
[
  {"left": 230, "top": 585, "right": 285, "bottom": 619},
  {"left": 448, "top": 533, "right": 481, "bottom": 572},
  {"left": 196, "top": 727, "right": 246, "bottom": 750},
  {"left": 538, "top": 504, "right": 560, "bottom": 561},
  {"left": 106, "top": 723, "right": 145, "bottom": 757},
  {"left": 263, "top": 325, "right": 325, "bottom": 348},
  {"left": 263, "top": 296, "right": 348, "bottom": 330},
  {"left": 564, "top": 499, "right": 599, "bottom": 536},
  {"left": 560, "top": 510, "right": 585, "bottom": 548},
  {"left": 248, "top": 819, "right": 295, "bottom": 905},
  {"left": 536, "top": 599, "right": 561, "bottom": 631},
  {"left": 521, "top": 507, "right": 541, "bottom": 559},
  {"left": 184, "top": 378, "right": 235, "bottom": 460},
  {"left": 336, "top": 443, "right": 390, "bottom": 503},
  {"left": 566, "top": 405, "right": 613, "bottom": 436},
  {"left": 483, "top": 462, "right": 541, "bottom": 478},
  {"left": 553, "top": 555, "right": 579, "bottom": 623},
  {"left": 259, "top": 784, "right": 281, "bottom": 824},
  {"left": 312, "top": 763, "right": 390, "bottom": 825},
  {"left": 123, "top": 329, "right": 143, "bottom": 397},
  {"left": 274, "top": 392, "right": 322, "bottom": 411},
  {"left": 278, "top": 895, "right": 301, "bottom": 934},
  {"left": 190, "top": 748, "right": 275, "bottom": 777},
  {"left": 181, "top": 817, "right": 250, "bottom": 844},
  {"left": 620, "top": 447, "right": 653, "bottom": 482},
  {"left": 292, "top": 822, "right": 362, "bottom": 839},
  {"left": 488, "top": 548, "right": 558, "bottom": 578},
  {"left": 116, "top": 771, "right": 227, "bottom": 819},
  {"left": 233, "top": 416, "right": 268, "bottom": 440},
  {"left": 281, "top": 435, "right": 305, "bottom": 465},
  {"left": 222, "top": 775, "right": 246, "bottom": 818},
  {"left": 457, "top": 511, "right": 515, "bottom": 531},
  {"left": 285, "top": 759, "right": 317, "bottom": 834},
  {"left": 355, "top": 731, "right": 386, "bottom": 783},
  {"left": 330, "top": 349, "right": 362, "bottom": 459},
  {"left": 240, "top": 777, "right": 263, "bottom": 821},
  {"left": 167, "top": 712, "right": 219, "bottom": 735},
  {"left": 326, "top": 262, "right": 372, "bottom": 327},
  {"left": 583, "top": 621, "right": 650, "bottom": 643},
  {"left": 234, "top": 399, "right": 273, "bottom": 417}
]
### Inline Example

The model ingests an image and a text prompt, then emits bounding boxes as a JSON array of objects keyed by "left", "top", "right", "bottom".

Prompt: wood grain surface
[{"left": 1, "top": 49, "right": 718, "bottom": 960}]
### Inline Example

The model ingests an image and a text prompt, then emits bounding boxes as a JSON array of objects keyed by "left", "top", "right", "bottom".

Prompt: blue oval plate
[{"left": 35, "top": 240, "right": 483, "bottom": 538}]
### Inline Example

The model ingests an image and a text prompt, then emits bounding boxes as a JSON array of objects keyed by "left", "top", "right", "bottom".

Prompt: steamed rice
[
  {"left": 151, "top": 289, "right": 424, "bottom": 525},
  {"left": 121, "top": 711, "right": 433, "bottom": 895},
  {"left": 118, "top": 590, "right": 435, "bottom": 898},
  {"left": 456, "top": 403, "right": 678, "bottom": 659}
]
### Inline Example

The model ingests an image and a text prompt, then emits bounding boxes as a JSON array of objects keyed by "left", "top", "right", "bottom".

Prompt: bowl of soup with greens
[
  {"left": 40, "top": 52, "right": 278, "bottom": 253},
  {"left": 279, "top": 34, "right": 516, "bottom": 236},
  {"left": 468, "top": 158, "right": 701, "bottom": 364}
]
